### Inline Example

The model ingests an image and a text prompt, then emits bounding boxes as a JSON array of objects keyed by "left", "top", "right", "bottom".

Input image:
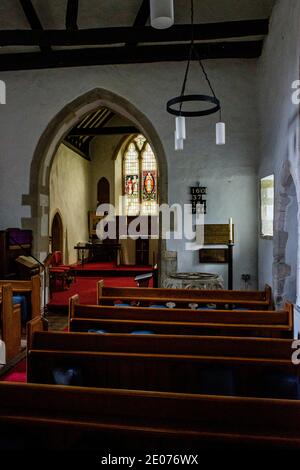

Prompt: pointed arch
[{"left": 23, "top": 87, "right": 168, "bottom": 277}]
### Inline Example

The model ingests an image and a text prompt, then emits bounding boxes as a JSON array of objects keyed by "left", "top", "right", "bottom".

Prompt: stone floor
[{"left": 47, "top": 312, "right": 68, "bottom": 331}]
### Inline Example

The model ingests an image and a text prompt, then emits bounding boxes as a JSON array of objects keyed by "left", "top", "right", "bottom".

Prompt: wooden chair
[{"left": 49, "top": 252, "right": 74, "bottom": 292}]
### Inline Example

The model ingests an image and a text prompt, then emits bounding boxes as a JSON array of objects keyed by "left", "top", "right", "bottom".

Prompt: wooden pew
[
  {"left": 69, "top": 294, "right": 293, "bottom": 337},
  {"left": 0, "top": 284, "right": 21, "bottom": 362},
  {"left": 26, "top": 315, "right": 48, "bottom": 350},
  {"left": 31, "top": 330, "right": 296, "bottom": 360},
  {"left": 68, "top": 295, "right": 293, "bottom": 338},
  {"left": 0, "top": 275, "right": 41, "bottom": 319},
  {"left": 27, "top": 341, "right": 299, "bottom": 398},
  {"left": 97, "top": 281, "right": 273, "bottom": 310},
  {"left": 1, "top": 381, "right": 300, "bottom": 449}
]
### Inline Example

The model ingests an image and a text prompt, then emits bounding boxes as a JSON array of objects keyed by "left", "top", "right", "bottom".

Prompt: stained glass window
[
  {"left": 123, "top": 135, "right": 158, "bottom": 216},
  {"left": 141, "top": 143, "right": 157, "bottom": 215},
  {"left": 124, "top": 142, "right": 139, "bottom": 215}
]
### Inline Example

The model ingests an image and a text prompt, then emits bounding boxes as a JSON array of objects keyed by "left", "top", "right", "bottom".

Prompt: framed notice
[
  {"left": 203, "top": 224, "right": 234, "bottom": 245},
  {"left": 199, "top": 248, "right": 229, "bottom": 264}
]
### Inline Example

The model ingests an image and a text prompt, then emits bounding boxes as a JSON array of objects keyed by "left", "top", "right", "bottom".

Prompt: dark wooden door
[
  {"left": 51, "top": 213, "right": 63, "bottom": 253},
  {"left": 136, "top": 238, "right": 149, "bottom": 265}
]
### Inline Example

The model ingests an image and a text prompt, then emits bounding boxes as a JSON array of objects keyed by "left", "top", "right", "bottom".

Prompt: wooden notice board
[
  {"left": 199, "top": 248, "right": 228, "bottom": 264},
  {"left": 203, "top": 224, "right": 234, "bottom": 245}
]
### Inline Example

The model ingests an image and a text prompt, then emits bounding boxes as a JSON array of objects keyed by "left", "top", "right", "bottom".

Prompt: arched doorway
[
  {"left": 23, "top": 88, "right": 169, "bottom": 281},
  {"left": 51, "top": 212, "right": 63, "bottom": 254}
]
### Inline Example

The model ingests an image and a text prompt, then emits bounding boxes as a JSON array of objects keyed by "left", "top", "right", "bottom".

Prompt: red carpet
[
  {"left": 0, "top": 358, "right": 26, "bottom": 383},
  {"left": 48, "top": 275, "right": 153, "bottom": 310},
  {"left": 72, "top": 262, "right": 153, "bottom": 272}
]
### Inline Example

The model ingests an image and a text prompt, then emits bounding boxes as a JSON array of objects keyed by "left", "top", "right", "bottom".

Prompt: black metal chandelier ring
[{"left": 167, "top": 94, "right": 220, "bottom": 117}]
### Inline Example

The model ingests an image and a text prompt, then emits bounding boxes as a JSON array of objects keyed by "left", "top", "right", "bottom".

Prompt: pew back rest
[
  {"left": 69, "top": 297, "right": 291, "bottom": 326},
  {"left": 27, "top": 348, "right": 299, "bottom": 396},
  {"left": 98, "top": 281, "right": 271, "bottom": 303},
  {"left": 69, "top": 316, "right": 293, "bottom": 339},
  {"left": 1, "top": 382, "right": 300, "bottom": 439},
  {"left": 31, "top": 330, "right": 295, "bottom": 359}
]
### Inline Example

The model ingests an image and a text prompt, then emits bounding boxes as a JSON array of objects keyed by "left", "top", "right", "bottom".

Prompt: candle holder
[{"left": 227, "top": 241, "right": 234, "bottom": 290}]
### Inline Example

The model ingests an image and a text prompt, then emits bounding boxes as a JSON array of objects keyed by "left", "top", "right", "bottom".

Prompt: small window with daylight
[{"left": 260, "top": 174, "right": 274, "bottom": 238}]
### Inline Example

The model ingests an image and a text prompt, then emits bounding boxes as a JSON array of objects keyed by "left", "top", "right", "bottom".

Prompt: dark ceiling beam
[
  {"left": 19, "top": 0, "right": 51, "bottom": 53},
  {"left": 69, "top": 126, "right": 139, "bottom": 136},
  {"left": 0, "top": 19, "right": 269, "bottom": 46},
  {"left": 0, "top": 41, "right": 264, "bottom": 71},
  {"left": 126, "top": 0, "right": 150, "bottom": 46},
  {"left": 66, "top": 0, "right": 79, "bottom": 31}
]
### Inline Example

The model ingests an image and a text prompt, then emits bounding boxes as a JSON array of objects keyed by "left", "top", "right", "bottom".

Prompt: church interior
[{"left": 0, "top": 0, "right": 300, "bottom": 454}]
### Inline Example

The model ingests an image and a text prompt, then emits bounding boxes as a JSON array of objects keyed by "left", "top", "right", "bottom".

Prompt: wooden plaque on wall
[
  {"left": 199, "top": 248, "right": 228, "bottom": 264},
  {"left": 204, "top": 224, "right": 234, "bottom": 245}
]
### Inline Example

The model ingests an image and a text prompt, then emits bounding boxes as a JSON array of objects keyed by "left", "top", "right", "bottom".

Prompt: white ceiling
[{"left": 0, "top": 0, "right": 276, "bottom": 30}]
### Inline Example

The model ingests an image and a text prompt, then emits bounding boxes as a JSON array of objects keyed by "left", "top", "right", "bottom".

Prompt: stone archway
[
  {"left": 273, "top": 160, "right": 299, "bottom": 307},
  {"left": 23, "top": 88, "right": 169, "bottom": 278}
]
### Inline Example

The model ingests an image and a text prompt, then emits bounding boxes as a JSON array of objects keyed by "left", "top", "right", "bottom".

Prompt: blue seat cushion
[
  {"left": 114, "top": 303, "right": 131, "bottom": 307},
  {"left": 149, "top": 305, "right": 167, "bottom": 309},
  {"left": 52, "top": 367, "right": 83, "bottom": 386},
  {"left": 131, "top": 330, "right": 155, "bottom": 335},
  {"left": 13, "top": 295, "right": 28, "bottom": 323},
  {"left": 87, "top": 329, "right": 107, "bottom": 334}
]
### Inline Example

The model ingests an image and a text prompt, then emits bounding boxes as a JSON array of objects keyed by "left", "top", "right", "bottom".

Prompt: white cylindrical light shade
[
  {"left": 229, "top": 217, "right": 233, "bottom": 242},
  {"left": 175, "top": 116, "right": 186, "bottom": 140},
  {"left": 216, "top": 122, "right": 226, "bottom": 145},
  {"left": 174, "top": 131, "right": 183, "bottom": 151},
  {"left": 150, "top": 0, "right": 174, "bottom": 29}
]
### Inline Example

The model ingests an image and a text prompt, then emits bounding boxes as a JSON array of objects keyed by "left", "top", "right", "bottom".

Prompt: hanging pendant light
[
  {"left": 216, "top": 121, "right": 226, "bottom": 145},
  {"left": 150, "top": 0, "right": 174, "bottom": 30},
  {"left": 175, "top": 116, "right": 186, "bottom": 140},
  {"left": 174, "top": 131, "right": 184, "bottom": 151},
  {"left": 167, "top": 0, "right": 225, "bottom": 149}
]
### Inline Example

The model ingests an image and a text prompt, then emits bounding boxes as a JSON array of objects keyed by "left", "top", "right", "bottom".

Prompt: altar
[{"left": 163, "top": 272, "right": 224, "bottom": 290}]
